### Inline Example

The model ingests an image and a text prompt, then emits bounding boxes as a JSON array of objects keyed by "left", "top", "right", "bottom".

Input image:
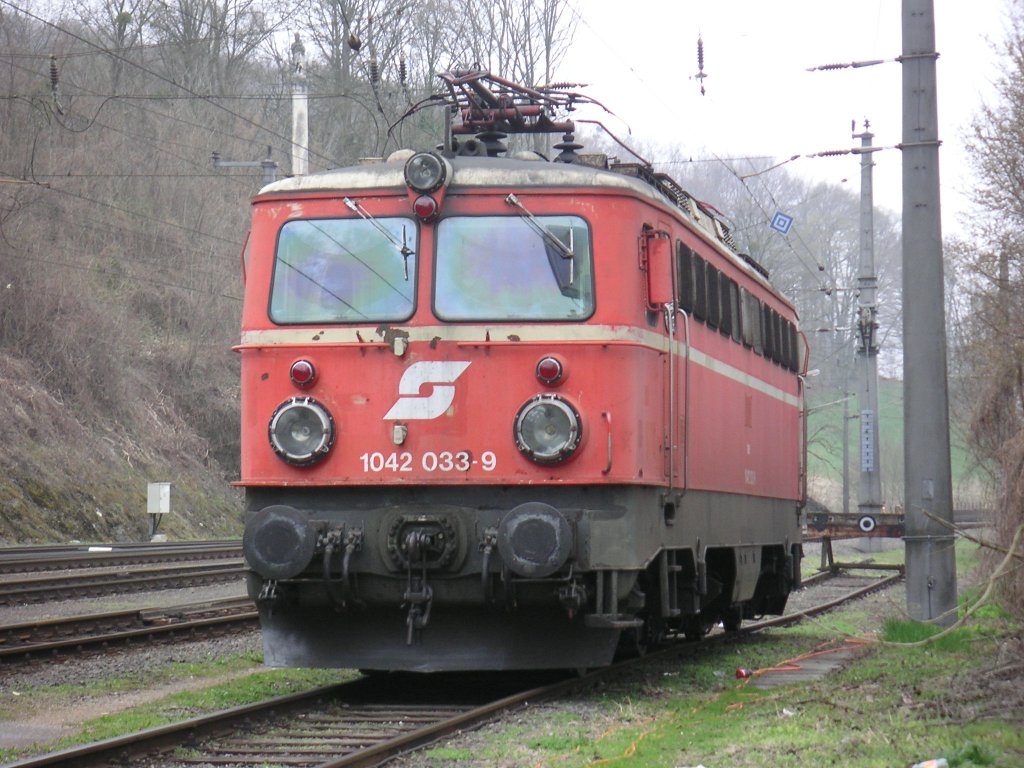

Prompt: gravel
[
  {"left": 1, "top": 579, "right": 249, "bottom": 625},
  {"left": 0, "top": 580, "right": 262, "bottom": 751}
]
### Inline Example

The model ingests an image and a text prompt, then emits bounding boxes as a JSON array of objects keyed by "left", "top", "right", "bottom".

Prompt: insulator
[
  {"left": 399, "top": 53, "right": 407, "bottom": 85},
  {"left": 697, "top": 36, "right": 704, "bottom": 72},
  {"left": 369, "top": 54, "right": 379, "bottom": 86},
  {"left": 49, "top": 55, "right": 58, "bottom": 89}
]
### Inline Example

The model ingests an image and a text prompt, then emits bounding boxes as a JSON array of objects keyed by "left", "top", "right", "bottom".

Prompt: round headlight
[
  {"left": 514, "top": 394, "right": 582, "bottom": 464},
  {"left": 268, "top": 397, "right": 335, "bottom": 466},
  {"left": 404, "top": 152, "right": 447, "bottom": 193}
]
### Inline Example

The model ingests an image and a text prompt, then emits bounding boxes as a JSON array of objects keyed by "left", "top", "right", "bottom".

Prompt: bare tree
[
  {"left": 961, "top": 0, "right": 1024, "bottom": 617},
  {"left": 292, "top": 0, "right": 579, "bottom": 162},
  {"left": 149, "top": 0, "right": 277, "bottom": 93},
  {"left": 71, "top": 0, "right": 155, "bottom": 91}
]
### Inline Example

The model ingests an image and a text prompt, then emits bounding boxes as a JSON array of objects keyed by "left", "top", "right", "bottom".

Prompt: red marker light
[
  {"left": 536, "top": 356, "right": 563, "bottom": 385},
  {"left": 413, "top": 194, "right": 438, "bottom": 221},
  {"left": 290, "top": 359, "right": 316, "bottom": 387}
]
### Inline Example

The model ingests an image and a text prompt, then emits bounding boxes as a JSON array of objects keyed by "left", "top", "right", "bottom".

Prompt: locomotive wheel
[
  {"left": 721, "top": 605, "right": 743, "bottom": 632},
  {"left": 617, "top": 626, "right": 648, "bottom": 658},
  {"left": 682, "top": 614, "right": 714, "bottom": 641},
  {"left": 622, "top": 626, "right": 647, "bottom": 659}
]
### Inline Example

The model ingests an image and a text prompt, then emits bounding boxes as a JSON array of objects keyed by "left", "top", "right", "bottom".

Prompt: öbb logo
[{"left": 384, "top": 361, "right": 471, "bottom": 420}]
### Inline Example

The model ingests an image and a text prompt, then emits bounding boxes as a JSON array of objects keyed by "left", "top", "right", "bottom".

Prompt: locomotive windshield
[
  {"left": 269, "top": 218, "right": 417, "bottom": 324},
  {"left": 434, "top": 215, "right": 594, "bottom": 321}
]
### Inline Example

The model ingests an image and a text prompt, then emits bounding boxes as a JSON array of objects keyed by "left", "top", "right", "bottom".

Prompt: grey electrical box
[{"left": 147, "top": 482, "right": 171, "bottom": 515}]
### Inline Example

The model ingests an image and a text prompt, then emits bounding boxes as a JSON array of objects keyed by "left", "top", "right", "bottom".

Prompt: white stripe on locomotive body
[{"left": 236, "top": 324, "right": 801, "bottom": 410}]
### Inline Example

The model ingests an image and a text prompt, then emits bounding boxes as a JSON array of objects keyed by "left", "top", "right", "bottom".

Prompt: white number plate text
[{"left": 358, "top": 451, "right": 497, "bottom": 473}]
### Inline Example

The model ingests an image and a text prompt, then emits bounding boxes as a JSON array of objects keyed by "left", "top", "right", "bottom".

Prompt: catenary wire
[{"left": 0, "top": 0, "right": 333, "bottom": 168}]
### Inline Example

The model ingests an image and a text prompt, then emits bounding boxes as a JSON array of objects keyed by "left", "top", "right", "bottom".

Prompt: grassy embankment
[{"left": 805, "top": 377, "right": 990, "bottom": 510}]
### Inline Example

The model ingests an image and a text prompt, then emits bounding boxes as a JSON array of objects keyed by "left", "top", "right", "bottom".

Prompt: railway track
[
  {"left": 0, "top": 597, "right": 257, "bottom": 664},
  {"left": 0, "top": 561, "right": 246, "bottom": 606},
  {"left": 2, "top": 570, "right": 902, "bottom": 768},
  {"left": 0, "top": 541, "right": 245, "bottom": 606},
  {"left": 0, "top": 541, "right": 242, "bottom": 576}
]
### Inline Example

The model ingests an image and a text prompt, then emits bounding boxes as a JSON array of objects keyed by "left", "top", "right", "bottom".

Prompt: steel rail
[
  {"left": 1, "top": 572, "right": 903, "bottom": 768},
  {"left": 0, "top": 542, "right": 242, "bottom": 575},
  {"left": 744, "top": 572, "right": 903, "bottom": 631},
  {"left": 0, "top": 562, "right": 245, "bottom": 605},
  {"left": 0, "top": 598, "right": 257, "bottom": 662}
]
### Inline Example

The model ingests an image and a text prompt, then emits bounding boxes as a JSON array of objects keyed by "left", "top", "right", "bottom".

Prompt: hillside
[{"left": 0, "top": 349, "right": 243, "bottom": 544}]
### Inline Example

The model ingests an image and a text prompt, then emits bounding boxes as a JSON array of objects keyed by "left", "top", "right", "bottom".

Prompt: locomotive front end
[{"left": 237, "top": 153, "right": 655, "bottom": 670}]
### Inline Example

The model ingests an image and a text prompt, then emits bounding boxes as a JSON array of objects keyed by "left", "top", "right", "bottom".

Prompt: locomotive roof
[
  {"left": 258, "top": 154, "right": 657, "bottom": 198},
  {"left": 256, "top": 154, "right": 793, "bottom": 312}
]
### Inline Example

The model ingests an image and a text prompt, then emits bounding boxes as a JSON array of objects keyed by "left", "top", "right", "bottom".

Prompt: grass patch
[
  {"left": 74, "top": 666, "right": 348, "bottom": 742},
  {"left": 0, "top": 651, "right": 265, "bottom": 719},
  {"left": 423, "top": 745, "right": 477, "bottom": 761},
  {"left": 538, "top": 618, "right": 1024, "bottom": 768},
  {"left": 882, "top": 617, "right": 974, "bottom": 651}
]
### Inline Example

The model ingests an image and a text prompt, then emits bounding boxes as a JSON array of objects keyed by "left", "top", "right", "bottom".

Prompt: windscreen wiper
[
  {"left": 344, "top": 197, "right": 414, "bottom": 280},
  {"left": 504, "top": 193, "right": 575, "bottom": 284}
]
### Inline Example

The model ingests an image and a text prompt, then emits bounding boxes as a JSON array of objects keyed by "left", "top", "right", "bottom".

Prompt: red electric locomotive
[{"left": 239, "top": 72, "right": 806, "bottom": 671}]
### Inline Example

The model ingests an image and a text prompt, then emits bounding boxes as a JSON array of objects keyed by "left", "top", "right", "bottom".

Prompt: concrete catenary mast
[
  {"left": 901, "top": 0, "right": 957, "bottom": 626},
  {"left": 291, "top": 33, "right": 309, "bottom": 178},
  {"left": 853, "top": 122, "right": 883, "bottom": 524}
]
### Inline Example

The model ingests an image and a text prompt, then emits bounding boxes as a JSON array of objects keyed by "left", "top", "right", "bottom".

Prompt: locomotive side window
[
  {"left": 739, "top": 287, "right": 753, "bottom": 349},
  {"left": 676, "top": 241, "right": 694, "bottom": 313},
  {"left": 782, "top": 321, "right": 790, "bottom": 372},
  {"left": 750, "top": 293, "right": 764, "bottom": 355},
  {"left": 719, "top": 275, "right": 736, "bottom": 339},
  {"left": 762, "top": 304, "right": 774, "bottom": 361},
  {"left": 777, "top": 312, "right": 786, "bottom": 366},
  {"left": 434, "top": 215, "right": 594, "bottom": 321},
  {"left": 770, "top": 309, "right": 778, "bottom": 366},
  {"left": 269, "top": 217, "right": 417, "bottom": 324},
  {"left": 788, "top": 321, "right": 800, "bottom": 371},
  {"left": 705, "top": 264, "right": 720, "bottom": 329},
  {"left": 727, "top": 279, "right": 741, "bottom": 343},
  {"left": 692, "top": 256, "right": 707, "bottom": 321},
  {"left": 779, "top": 313, "right": 790, "bottom": 367}
]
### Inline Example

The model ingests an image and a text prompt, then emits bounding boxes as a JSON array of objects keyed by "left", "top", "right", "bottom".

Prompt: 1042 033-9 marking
[{"left": 359, "top": 450, "right": 497, "bottom": 473}]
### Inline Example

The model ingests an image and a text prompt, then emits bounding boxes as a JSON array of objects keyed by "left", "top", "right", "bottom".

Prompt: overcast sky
[{"left": 558, "top": 1, "right": 1009, "bottom": 237}]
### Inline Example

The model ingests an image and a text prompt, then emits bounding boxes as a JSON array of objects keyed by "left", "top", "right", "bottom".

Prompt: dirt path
[{"left": 0, "top": 667, "right": 260, "bottom": 750}]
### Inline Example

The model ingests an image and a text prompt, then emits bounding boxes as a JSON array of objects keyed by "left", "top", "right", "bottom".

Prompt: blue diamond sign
[{"left": 770, "top": 212, "right": 794, "bottom": 235}]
